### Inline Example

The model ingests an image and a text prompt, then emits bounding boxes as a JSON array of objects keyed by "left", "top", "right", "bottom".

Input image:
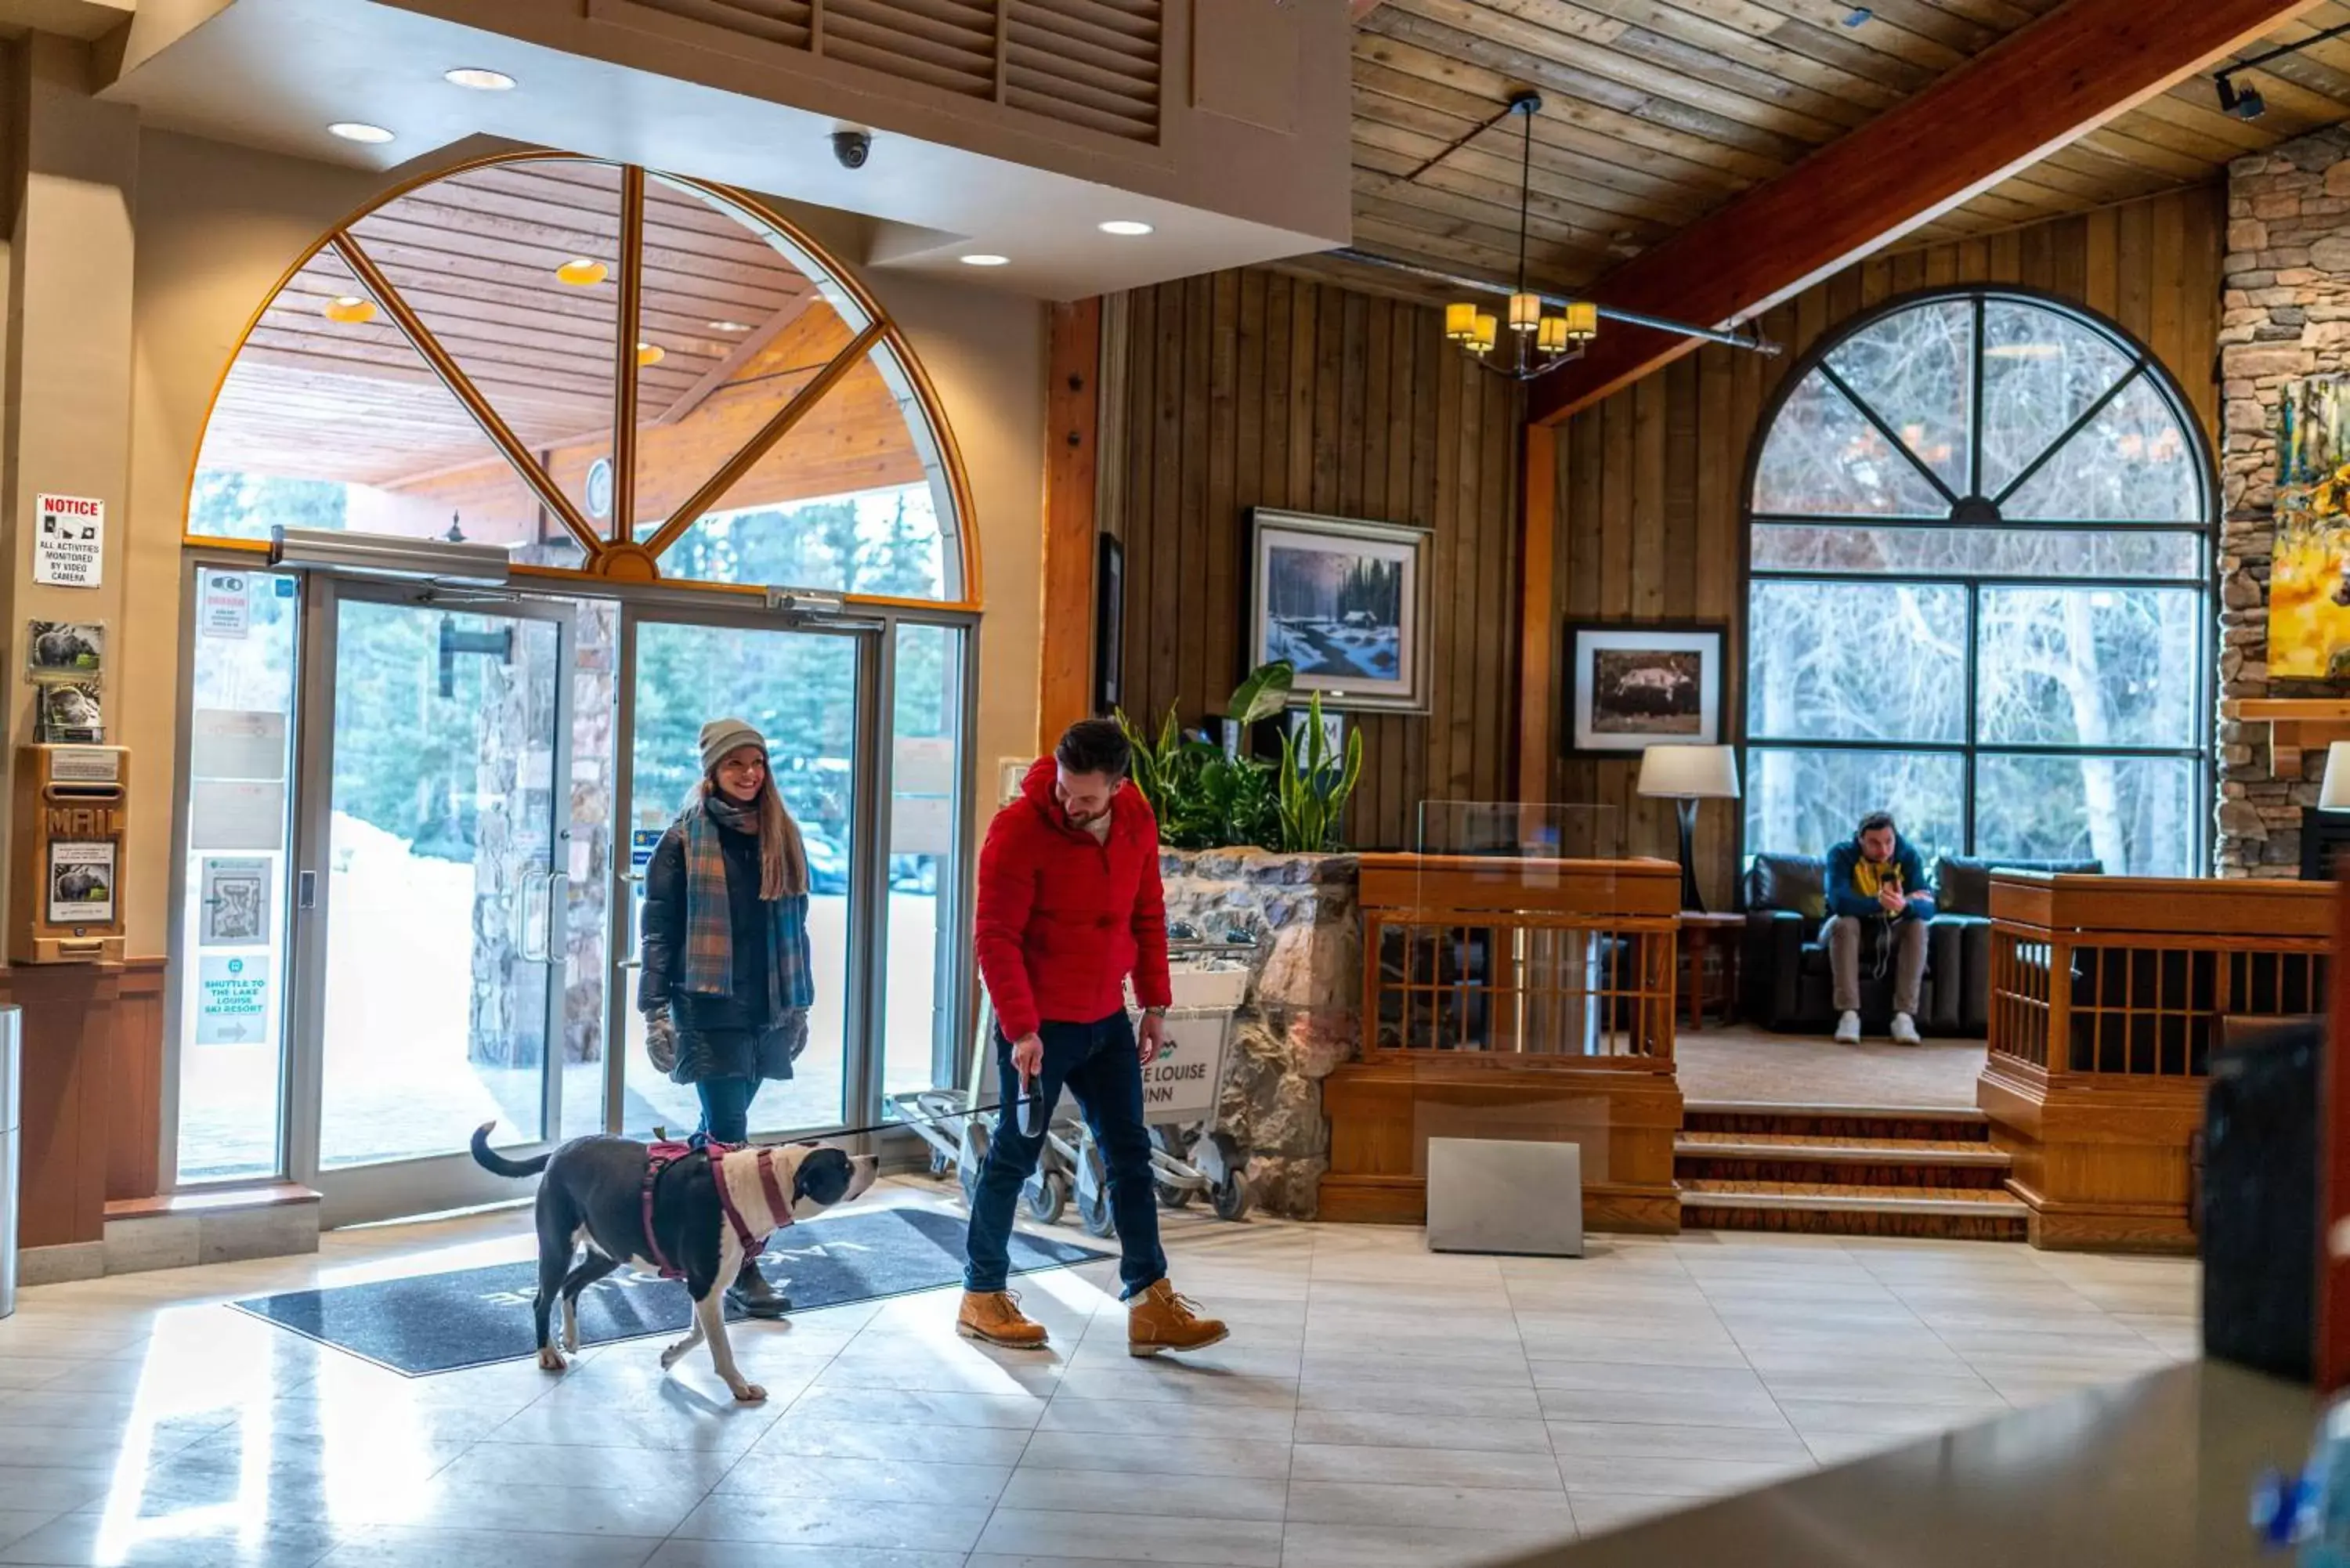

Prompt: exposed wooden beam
[
  {"left": 1516, "top": 421, "right": 1557, "bottom": 806},
  {"left": 653, "top": 285, "right": 817, "bottom": 427},
  {"left": 1039, "top": 298, "right": 1103, "bottom": 750},
  {"left": 1528, "top": 0, "right": 2317, "bottom": 425}
]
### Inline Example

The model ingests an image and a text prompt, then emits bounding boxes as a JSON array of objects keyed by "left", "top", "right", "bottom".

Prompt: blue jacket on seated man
[{"left": 1820, "top": 813, "right": 1933, "bottom": 1046}]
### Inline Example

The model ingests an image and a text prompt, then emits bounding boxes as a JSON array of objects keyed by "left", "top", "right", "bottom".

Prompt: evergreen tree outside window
[{"left": 1744, "top": 290, "right": 2214, "bottom": 875}]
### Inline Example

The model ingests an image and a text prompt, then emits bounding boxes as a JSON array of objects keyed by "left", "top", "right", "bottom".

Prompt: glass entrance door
[
  {"left": 613, "top": 612, "right": 873, "bottom": 1143},
  {"left": 291, "top": 583, "right": 573, "bottom": 1224}
]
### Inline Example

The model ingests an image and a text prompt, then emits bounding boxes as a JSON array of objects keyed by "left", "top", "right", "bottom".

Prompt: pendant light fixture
[{"left": 1446, "top": 92, "right": 1598, "bottom": 381}]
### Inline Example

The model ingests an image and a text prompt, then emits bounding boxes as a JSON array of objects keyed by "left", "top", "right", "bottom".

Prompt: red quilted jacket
[{"left": 976, "top": 757, "right": 1173, "bottom": 1039}]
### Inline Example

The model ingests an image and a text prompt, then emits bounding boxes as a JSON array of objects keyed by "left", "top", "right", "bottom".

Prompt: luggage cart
[
  {"left": 1131, "top": 930, "right": 1260, "bottom": 1225},
  {"left": 889, "top": 929, "right": 1262, "bottom": 1234},
  {"left": 889, "top": 990, "right": 1082, "bottom": 1224}
]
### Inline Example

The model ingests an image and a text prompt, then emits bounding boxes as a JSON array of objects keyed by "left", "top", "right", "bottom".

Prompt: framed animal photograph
[
  {"left": 1564, "top": 621, "right": 1726, "bottom": 753},
  {"left": 1249, "top": 509, "right": 1430, "bottom": 713}
]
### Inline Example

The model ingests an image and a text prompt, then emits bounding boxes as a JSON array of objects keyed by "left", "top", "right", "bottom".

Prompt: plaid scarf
[{"left": 679, "top": 793, "right": 814, "bottom": 1020}]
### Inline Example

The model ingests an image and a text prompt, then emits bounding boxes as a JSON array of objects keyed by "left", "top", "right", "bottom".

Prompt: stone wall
[
  {"left": 1159, "top": 849, "right": 1361, "bottom": 1219},
  {"left": 2219, "top": 127, "right": 2350, "bottom": 876}
]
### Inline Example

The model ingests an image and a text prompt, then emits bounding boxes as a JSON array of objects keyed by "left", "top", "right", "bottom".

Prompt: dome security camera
[{"left": 832, "top": 128, "right": 872, "bottom": 169}]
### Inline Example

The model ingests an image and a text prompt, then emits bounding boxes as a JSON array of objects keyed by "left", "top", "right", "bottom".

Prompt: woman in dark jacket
[{"left": 638, "top": 717, "right": 815, "bottom": 1315}]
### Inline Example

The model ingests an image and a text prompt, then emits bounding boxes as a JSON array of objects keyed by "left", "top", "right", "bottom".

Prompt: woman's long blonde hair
[{"left": 701, "top": 770, "right": 809, "bottom": 900}]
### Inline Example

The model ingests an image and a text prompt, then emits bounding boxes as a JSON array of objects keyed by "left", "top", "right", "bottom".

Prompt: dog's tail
[{"left": 470, "top": 1122, "right": 552, "bottom": 1179}]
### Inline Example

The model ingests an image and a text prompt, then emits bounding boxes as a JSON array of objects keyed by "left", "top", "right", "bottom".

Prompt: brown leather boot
[
  {"left": 957, "top": 1290, "right": 1049, "bottom": 1348},
  {"left": 1127, "top": 1280, "right": 1228, "bottom": 1357}
]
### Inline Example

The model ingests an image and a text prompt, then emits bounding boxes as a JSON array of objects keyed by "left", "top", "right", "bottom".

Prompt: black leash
[{"left": 680, "top": 1071, "right": 1048, "bottom": 1149}]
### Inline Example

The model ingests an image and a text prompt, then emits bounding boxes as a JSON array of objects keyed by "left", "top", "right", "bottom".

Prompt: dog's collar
[{"left": 754, "top": 1147, "right": 794, "bottom": 1230}]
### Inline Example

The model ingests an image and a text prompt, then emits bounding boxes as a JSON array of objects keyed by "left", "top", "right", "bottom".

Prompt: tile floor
[{"left": 0, "top": 1183, "right": 2199, "bottom": 1568}]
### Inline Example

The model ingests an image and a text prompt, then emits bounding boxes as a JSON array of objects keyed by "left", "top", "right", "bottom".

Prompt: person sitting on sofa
[{"left": 1824, "top": 811, "right": 1936, "bottom": 1047}]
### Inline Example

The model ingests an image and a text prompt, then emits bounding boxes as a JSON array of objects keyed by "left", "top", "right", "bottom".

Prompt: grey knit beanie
[{"left": 700, "top": 717, "right": 767, "bottom": 775}]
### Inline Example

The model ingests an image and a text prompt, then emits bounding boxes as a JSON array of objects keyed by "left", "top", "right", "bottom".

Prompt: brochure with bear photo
[{"left": 26, "top": 620, "right": 103, "bottom": 679}]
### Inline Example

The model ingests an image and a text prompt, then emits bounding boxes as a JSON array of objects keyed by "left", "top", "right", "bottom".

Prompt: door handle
[{"left": 542, "top": 871, "right": 568, "bottom": 967}]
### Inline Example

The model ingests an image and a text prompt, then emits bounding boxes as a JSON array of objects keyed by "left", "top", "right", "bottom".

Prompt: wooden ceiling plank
[
  {"left": 1354, "top": 28, "right": 1797, "bottom": 179},
  {"left": 1365, "top": 8, "right": 1820, "bottom": 164},
  {"left": 1386, "top": 0, "right": 1855, "bottom": 143},
  {"left": 1528, "top": 0, "right": 2319, "bottom": 423},
  {"left": 1351, "top": 169, "right": 1631, "bottom": 271},
  {"left": 1353, "top": 139, "right": 1696, "bottom": 239},
  {"left": 1351, "top": 211, "right": 1591, "bottom": 291},
  {"left": 1352, "top": 63, "right": 1744, "bottom": 205},
  {"left": 1661, "top": 0, "right": 1944, "bottom": 88},
  {"left": 1561, "top": 0, "right": 1920, "bottom": 104},
  {"left": 1486, "top": 0, "right": 1900, "bottom": 121},
  {"left": 1352, "top": 121, "right": 1697, "bottom": 232},
  {"left": 1730, "top": 0, "right": 1976, "bottom": 65}
]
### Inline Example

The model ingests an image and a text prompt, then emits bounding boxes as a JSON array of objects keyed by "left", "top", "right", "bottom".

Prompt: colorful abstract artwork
[{"left": 2271, "top": 374, "right": 2350, "bottom": 680}]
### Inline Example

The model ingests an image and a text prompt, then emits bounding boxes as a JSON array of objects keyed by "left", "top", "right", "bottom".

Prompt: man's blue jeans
[
  {"left": 964, "top": 1010, "right": 1166, "bottom": 1301},
  {"left": 694, "top": 1075, "right": 758, "bottom": 1146}
]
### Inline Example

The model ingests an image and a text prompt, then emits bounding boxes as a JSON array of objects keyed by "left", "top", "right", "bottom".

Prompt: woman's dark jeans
[
  {"left": 695, "top": 1075, "right": 758, "bottom": 1146},
  {"left": 963, "top": 1010, "right": 1166, "bottom": 1301}
]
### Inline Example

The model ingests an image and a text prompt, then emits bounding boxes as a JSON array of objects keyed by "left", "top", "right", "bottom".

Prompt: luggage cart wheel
[
  {"left": 1155, "top": 1180, "right": 1193, "bottom": 1209},
  {"left": 958, "top": 1122, "right": 992, "bottom": 1210},
  {"left": 1077, "top": 1178, "right": 1116, "bottom": 1237},
  {"left": 928, "top": 1148, "right": 953, "bottom": 1178},
  {"left": 1025, "top": 1172, "right": 1069, "bottom": 1225},
  {"left": 1209, "top": 1169, "right": 1252, "bottom": 1223}
]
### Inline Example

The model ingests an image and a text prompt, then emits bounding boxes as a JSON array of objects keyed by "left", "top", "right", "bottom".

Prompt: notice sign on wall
[
  {"left": 197, "top": 954, "right": 268, "bottom": 1045},
  {"left": 34, "top": 493, "right": 103, "bottom": 587}
]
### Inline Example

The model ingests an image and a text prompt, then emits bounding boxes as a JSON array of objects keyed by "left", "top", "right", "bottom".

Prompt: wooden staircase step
[
  {"left": 1679, "top": 1179, "right": 2030, "bottom": 1241},
  {"left": 1683, "top": 1101, "right": 1990, "bottom": 1143},
  {"left": 1681, "top": 1180, "right": 2026, "bottom": 1216},
  {"left": 1675, "top": 1132, "right": 2012, "bottom": 1169}
]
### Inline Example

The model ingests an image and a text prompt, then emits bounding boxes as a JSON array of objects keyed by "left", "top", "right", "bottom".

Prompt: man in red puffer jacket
[{"left": 957, "top": 719, "right": 1229, "bottom": 1356}]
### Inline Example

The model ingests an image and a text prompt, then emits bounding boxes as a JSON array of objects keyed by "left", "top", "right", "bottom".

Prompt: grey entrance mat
[{"left": 230, "top": 1206, "right": 1104, "bottom": 1375}]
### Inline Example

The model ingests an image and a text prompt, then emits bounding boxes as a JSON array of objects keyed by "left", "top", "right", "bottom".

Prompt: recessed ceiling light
[
  {"left": 637, "top": 341, "right": 666, "bottom": 367},
  {"left": 443, "top": 67, "right": 516, "bottom": 91},
  {"left": 327, "top": 121, "right": 395, "bottom": 144},
  {"left": 1841, "top": 6, "right": 1872, "bottom": 24},
  {"left": 321, "top": 294, "right": 377, "bottom": 324},
  {"left": 960, "top": 254, "right": 1010, "bottom": 267},
  {"left": 1098, "top": 219, "right": 1154, "bottom": 237},
  {"left": 707, "top": 320, "right": 752, "bottom": 332},
  {"left": 555, "top": 258, "right": 609, "bottom": 287}
]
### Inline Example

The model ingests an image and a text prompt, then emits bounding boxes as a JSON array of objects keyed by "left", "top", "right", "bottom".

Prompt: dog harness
[{"left": 639, "top": 1141, "right": 795, "bottom": 1281}]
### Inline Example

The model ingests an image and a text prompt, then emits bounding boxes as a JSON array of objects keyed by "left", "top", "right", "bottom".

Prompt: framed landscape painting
[
  {"left": 1249, "top": 509, "right": 1430, "bottom": 713},
  {"left": 1565, "top": 620, "right": 1726, "bottom": 753}
]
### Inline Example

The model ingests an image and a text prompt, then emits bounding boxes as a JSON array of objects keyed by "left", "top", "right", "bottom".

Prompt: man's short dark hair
[
  {"left": 1056, "top": 718, "right": 1131, "bottom": 781},
  {"left": 1857, "top": 811, "right": 1897, "bottom": 838}
]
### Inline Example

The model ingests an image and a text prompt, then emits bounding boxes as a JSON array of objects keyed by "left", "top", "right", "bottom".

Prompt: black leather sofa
[
  {"left": 1929, "top": 854, "right": 2102, "bottom": 1036},
  {"left": 1738, "top": 853, "right": 1956, "bottom": 1035}
]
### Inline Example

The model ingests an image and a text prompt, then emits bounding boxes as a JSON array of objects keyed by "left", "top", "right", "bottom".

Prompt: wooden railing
[
  {"left": 1982, "top": 872, "right": 2333, "bottom": 1250},
  {"left": 1988, "top": 873, "right": 2330, "bottom": 1082},
  {"left": 1360, "top": 854, "right": 1681, "bottom": 1067}
]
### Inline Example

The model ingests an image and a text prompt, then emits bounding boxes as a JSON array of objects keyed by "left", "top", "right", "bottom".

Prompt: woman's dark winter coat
[{"left": 638, "top": 819, "right": 796, "bottom": 1084}]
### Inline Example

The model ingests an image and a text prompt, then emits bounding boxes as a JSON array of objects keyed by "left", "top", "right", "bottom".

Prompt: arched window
[
  {"left": 1744, "top": 289, "right": 2213, "bottom": 875},
  {"left": 186, "top": 155, "right": 971, "bottom": 602}
]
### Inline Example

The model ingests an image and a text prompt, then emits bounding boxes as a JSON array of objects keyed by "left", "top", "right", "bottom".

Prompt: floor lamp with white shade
[{"left": 1637, "top": 744, "right": 1741, "bottom": 913}]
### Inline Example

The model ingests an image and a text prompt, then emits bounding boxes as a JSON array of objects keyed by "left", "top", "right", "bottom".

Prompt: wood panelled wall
[
  {"left": 1546, "top": 183, "right": 2227, "bottom": 910},
  {"left": 1100, "top": 269, "right": 1524, "bottom": 851}
]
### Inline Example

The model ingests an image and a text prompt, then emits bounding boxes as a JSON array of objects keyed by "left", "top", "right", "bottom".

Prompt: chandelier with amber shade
[{"left": 1445, "top": 92, "right": 1599, "bottom": 382}]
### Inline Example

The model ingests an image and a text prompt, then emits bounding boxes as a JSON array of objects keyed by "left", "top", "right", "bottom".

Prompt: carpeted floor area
[{"left": 1676, "top": 1024, "right": 1988, "bottom": 1108}]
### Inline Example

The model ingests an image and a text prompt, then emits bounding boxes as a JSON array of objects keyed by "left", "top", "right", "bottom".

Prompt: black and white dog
[{"left": 470, "top": 1124, "right": 879, "bottom": 1403}]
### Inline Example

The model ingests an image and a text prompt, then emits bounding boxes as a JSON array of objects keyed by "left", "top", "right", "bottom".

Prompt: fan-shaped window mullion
[
  {"left": 1989, "top": 359, "right": 2149, "bottom": 514},
  {"left": 329, "top": 231, "right": 606, "bottom": 560},
  {"left": 1814, "top": 359, "right": 1960, "bottom": 510},
  {"left": 642, "top": 320, "right": 889, "bottom": 561}
]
